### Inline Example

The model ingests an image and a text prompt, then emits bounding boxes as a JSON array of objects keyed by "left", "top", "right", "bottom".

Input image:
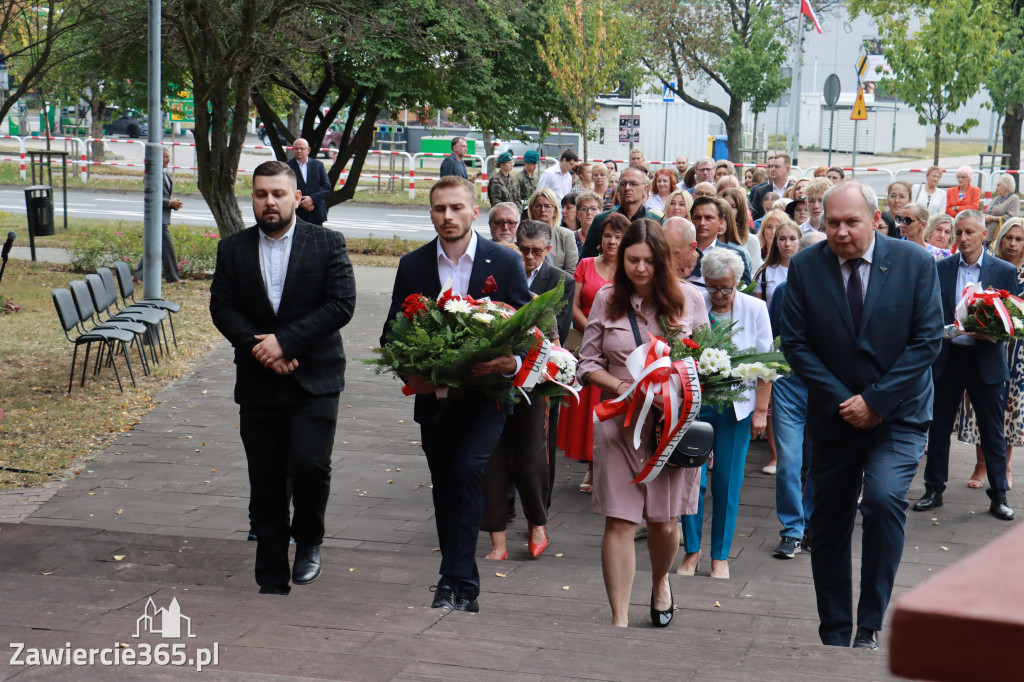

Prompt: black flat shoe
[
  {"left": 912, "top": 491, "right": 943, "bottom": 511},
  {"left": 852, "top": 626, "right": 880, "bottom": 650},
  {"left": 650, "top": 581, "right": 674, "bottom": 627},
  {"left": 455, "top": 594, "right": 480, "bottom": 612},
  {"left": 292, "top": 544, "right": 322, "bottom": 584},
  {"left": 430, "top": 585, "right": 456, "bottom": 610},
  {"left": 990, "top": 498, "right": 1015, "bottom": 521}
]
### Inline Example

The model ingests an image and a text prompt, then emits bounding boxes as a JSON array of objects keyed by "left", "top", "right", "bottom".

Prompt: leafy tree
[
  {"left": 537, "top": 0, "right": 634, "bottom": 160},
  {"left": 984, "top": 1, "right": 1024, "bottom": 170},
  {"left": 850, "top": 0, "right": 1002, "bottom": 165},
  {"left": 635, "top": 0, "right": 805, "bottom": 161},
  {"left": 0, "top": 0, "right": 106, "bottom": 125}
]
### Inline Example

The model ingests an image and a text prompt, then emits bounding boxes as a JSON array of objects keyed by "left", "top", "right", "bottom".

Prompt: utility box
[
  {"left": 711, "top": 135, "right": 729, "bottom": 160},
  {"left": 25, "top": 185, "right": 54, "bottom": 237}
]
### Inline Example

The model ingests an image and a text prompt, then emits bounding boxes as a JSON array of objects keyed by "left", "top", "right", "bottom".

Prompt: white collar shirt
[
  {"left": 837, "top": 234, "right": 875, "bottom": 304},
  {"left": 258, "top": 219, "right": 296, "bottom": 314},
  {"left": 296, "top": 159, "right": 308, "bottom": 183},
  {"left": 953, "top": 250, "right": 985, "bottom": 346},
  {"left": 436, "top": 230, "right": 478, "bottom": 296},
  {"left": 527, "top": 264, "right": 542, "bottom": 287}
]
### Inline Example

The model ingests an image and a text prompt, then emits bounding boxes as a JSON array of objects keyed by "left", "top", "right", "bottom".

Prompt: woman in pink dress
[
  {"left": 578, "top": 218, "right": 708, "bottom": 627},
  {"left": 559, "top": 213, "right": 629, "bottom": 491}
]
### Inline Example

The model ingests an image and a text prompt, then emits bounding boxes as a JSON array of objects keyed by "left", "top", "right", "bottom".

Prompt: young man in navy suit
[
  {"left": 211, "top": 160, "right": 356, "bottom": 595},
  {"left": 913, "top": 210, "right": 1020, "bottom": 521},
  {"left": 286, "top": 138, "right": 332, "bottom": 225},
  {"left": 781, "top": 182, "right": 943, "bottom": 650},
  {"left": 383, "top": 176, "right": 532, "bottom": 612}
]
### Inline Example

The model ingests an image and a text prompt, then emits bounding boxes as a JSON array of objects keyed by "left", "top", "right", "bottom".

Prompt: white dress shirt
[
  {"left": 258, "top": 219, "right": 296, "bottom": 314},
  {"left": 537, "top": 166, "right": 573, "bottom": 200},
  {"left": 953, "top": 250, "right": 985, "bottom": 346},
  {"left": 527, "top": 265, "right": 542, "bottom": 288},
  {"left": 436, "top": 230, "right": 478, "bottom": 295},
  {"left": 295, "top": 160, "right": 308, "bottom": 184},
  {"left": 838, "top": 234, "right": 875, "bottom": 304}
]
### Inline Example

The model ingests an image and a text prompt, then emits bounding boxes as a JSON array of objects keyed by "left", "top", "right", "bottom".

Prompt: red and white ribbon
[
  {"left": 955, "top": 283, "right": 1023, "bottom": 337},
  {"left": 594, "top": 332, "right": 703, "bottom": 484}
]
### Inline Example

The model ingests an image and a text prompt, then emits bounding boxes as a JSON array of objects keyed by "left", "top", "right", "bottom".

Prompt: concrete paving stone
[{"left": 394, "top": 662, "right": 547, "bottom": 682}]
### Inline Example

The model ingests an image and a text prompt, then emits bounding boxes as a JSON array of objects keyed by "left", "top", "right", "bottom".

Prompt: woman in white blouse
[
  {"left": 753, "top": 218, "right": 801, "bottom": 309},
  {"left": 911, "top": 166, "right": 947, "bottom": 216}
]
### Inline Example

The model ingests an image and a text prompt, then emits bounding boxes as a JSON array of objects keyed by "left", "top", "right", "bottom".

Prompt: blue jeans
[
  {"left": 772, "top": 376, "right": 814, "bottom": 539},
  {"left": 681, "top": 406, "right": 752, "bottom": 560}
]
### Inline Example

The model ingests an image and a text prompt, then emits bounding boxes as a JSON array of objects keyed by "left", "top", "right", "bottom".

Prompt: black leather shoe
[
  {"left": 292, "top": 544, "right": 322, "bottom": 584},
  {"left": 912, "top": 491, "right": 943, "bottom": 511},
  {"left": 430, "top": 585, "right": 457, "bottom": 609},
  {"left": 650, "top": 582, "right": 674, "bottom": 627},
  {"left": 454, "top": 593, "right": 480, "bottom": 612},
  {"left": 258, "top": 584, "right": 290, "bottom": 595},
  {"left": 852, "top": 626, "right": 881, "bottom": 650},
  {"left": 990, "top": 498, "right": 1015, "bottom": 520},
  {"left": 247, "top": 530, "right": 258, "bottom": 542}
]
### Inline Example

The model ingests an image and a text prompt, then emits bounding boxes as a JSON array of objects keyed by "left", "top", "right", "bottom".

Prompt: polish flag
[{"left": 801, "top": 0, "right": 823, "bottom": 34}]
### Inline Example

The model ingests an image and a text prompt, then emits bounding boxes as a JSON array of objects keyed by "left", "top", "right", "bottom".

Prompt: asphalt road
[{"left": 0, "top": 186, "right": 464, "bottom": 242}]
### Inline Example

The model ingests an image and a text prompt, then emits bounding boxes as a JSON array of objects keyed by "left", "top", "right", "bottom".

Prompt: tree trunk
[
  {"left": 725, "top": 96, "right": 744, "bottom": 162},
  {"left": 89, "top": 98, "right": 106, "bottom": 162},
  {"left": 933, "top": 121, "right": 942, "bottom": 167},
  {"left": 582, "top": 119, "right": 589, "bottom": 161},
  {"left": 1001, "top": 103, "right": 1024, "bottom": 173},
  {"left": 192, "top": 74, "right": 249, "bottom": 237},
  {"left": 287, "top": 95, "right": 302, "bottom": 139}
]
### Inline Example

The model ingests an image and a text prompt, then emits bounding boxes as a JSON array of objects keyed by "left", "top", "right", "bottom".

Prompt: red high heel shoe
[{"left": 528, "top": 528, "right": 548, "bottom": 558}]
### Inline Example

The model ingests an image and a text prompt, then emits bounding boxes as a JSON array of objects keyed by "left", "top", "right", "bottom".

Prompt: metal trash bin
[{"left": 25, "top": 185, "right": 54, "bottom": 237}]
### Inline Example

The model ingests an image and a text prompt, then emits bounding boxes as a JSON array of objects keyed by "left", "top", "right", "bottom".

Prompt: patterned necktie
[{"left": 847, "top": 258, "right": 864, "bottom": 331}]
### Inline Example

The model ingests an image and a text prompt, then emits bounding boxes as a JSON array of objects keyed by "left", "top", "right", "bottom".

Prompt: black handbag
[{"left": 626, "top": 307, "right": 713, "bottom": 468}]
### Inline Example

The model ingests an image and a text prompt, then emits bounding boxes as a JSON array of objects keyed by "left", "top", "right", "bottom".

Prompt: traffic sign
[
  {"left": 663, "top": 82, "right": 676, "bottom": 103},
  {"left": 851, "top": 87, "right": 868, "bottom": 121},
  {"left": 823, "top": 74, "right": 841, "bottom": 108},
  {"left": 856, "top": 54, "right": 867, "bottom": 78}
]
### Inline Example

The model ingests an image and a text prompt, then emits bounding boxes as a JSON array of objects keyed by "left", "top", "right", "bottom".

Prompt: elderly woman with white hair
[
  {"left": 983, "top": 173, "right": 1020, "bottom": 228},
  {"left": 945, "top": 165, "right": 981, "bottom": 218},
  {"left": 678, "top": 247, "right": 773, "bottom": 580}
]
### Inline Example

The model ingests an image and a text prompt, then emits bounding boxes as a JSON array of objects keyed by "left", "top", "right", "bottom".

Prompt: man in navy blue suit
[
  {"left": 913, "top": 210, "right": 1019, "bottom": 521},
  {"left": 781, "top": 181, "right": 943, "bottom": 650},
  {"left": 286, "top": 138, "right": 332, "bottom": 225},
  {"left": 382, "top": 176, "right": 532, "bottom": 612}
]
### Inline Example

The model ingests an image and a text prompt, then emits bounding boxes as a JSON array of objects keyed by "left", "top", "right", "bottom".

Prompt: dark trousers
[
  {"left": 239, "top": 392, "right": 339, "bottom": 589},
  {"left": 546, "top": 407, "right": 559, "bottom": 510},
  {"left": 809, "top": 423, "right": 925, "bottom": 646},
  {"left": 924, "top": 347, "right": 1009, "bottom": 499},
  {"left": 420, "top": 398, "right": 507, "bottom": 600},
  {"left": 133, "top": 224, "right": 182, "bottom": 282},
  {"left": 482, "top": 398, "right": 549, "bottom": 532}
]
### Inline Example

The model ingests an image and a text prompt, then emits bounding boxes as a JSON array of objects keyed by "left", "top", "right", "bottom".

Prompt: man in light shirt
[
  {"left": 800, "top": 178, "right": 833, "bottom": 234},
  {"left": 537, "top": 148, "right": 579, "bottom": 200},
  {"left": 210, "top": 160, "right": 356, "bottom": 596},
  {"left": 285, "top": 138, "right": 332, "bottom": 225}
]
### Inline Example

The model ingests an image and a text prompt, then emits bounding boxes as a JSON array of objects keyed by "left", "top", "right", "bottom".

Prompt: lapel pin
[
  {"left": 880, "top": 266, "right": 889, "bottom": 272},
  {"left": 485, "top": 259, "right": 492, "bottom": 263}
]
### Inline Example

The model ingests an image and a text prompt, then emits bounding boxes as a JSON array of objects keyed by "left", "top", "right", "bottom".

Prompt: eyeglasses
[
  {"left": 900, "top": 216, "right": 917, "bottom": 226},
  {"left": 619, "top": 180, "right": 643, "bottom": 188},
  {"left": 491, "top": 220, "right": 518, "bottom": 228},
  {"left": 517, "top": 246, "right": 547, "bottom": 257},
  {"left": 579, "top": 206, "right": 600, "bottom": 213},
  {"left": 706, "top": 286, "right": 735, "bottom": 295},
  {"left": 533, "top": 204, "right": 554, "bottom": 212}
]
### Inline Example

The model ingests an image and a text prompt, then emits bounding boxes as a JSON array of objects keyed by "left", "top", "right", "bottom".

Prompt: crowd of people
[
  {"left": 217, "top": 147, "right": 1023, "bottom": 650},
  {"left": 460, "top": 148, "right": 1023, "bottom": 643}
]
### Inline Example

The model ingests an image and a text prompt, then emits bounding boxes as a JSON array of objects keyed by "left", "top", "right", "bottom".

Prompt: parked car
[
  {"left": 258, "top": 119, "right": 342, "bottom": 159},
  {"left": 102, "top": 108, "right": 148, "bottom": 138},
  {"left": 491, "top": 137, "right": 543, "bottom": 165}
]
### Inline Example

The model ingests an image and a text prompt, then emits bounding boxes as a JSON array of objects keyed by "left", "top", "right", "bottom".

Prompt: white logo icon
[{"left": 133, "top": 597, "right": 196, "bottom": 639}]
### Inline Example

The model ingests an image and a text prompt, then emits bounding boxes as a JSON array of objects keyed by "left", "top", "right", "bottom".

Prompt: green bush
[{"left": 68, "top": 224, "right": 218, "bottom": 278}]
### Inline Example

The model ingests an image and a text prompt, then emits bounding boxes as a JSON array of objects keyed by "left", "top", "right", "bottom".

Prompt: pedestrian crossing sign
[{"left": 851, "top": 87, "right": 868, "bottom": 121}]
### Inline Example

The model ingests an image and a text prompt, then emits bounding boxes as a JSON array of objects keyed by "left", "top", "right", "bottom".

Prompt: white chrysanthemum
[
  {"left": 473, "top": 312, "right": 495, "bottom": 324},
  {"left": 698, "top": 348, "right": 732, "bottom": 376},
  {"left": 444, "top": 299, "right": 472, "bottom": 314},
  {"left": 547, "top": 348, "right": 578, "bottom": 384},
  {"left": 1013, "top": 317, "right": 1024, "bottom": 332}
]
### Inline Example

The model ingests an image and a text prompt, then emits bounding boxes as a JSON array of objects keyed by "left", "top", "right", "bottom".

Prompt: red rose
[
  {"left": 482, "top": 275, "right": 499, "bottom": 295},
  {"left": 402, "top": 293, "right": 428, "bottom": 318},
  {"left": 683, "top": 339, "right": 700, "bottom": 349},
  {"left": 998, "top": 289, "right": 1010, "bottom": 298}
]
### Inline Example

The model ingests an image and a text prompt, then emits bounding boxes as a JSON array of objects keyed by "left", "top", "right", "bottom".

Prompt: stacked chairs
[
  {"left": 112, "top": 261, "right": 181, "bottom": 348},
  {"left": 85, "top": 273, "right": 169, "bottom": 361}
]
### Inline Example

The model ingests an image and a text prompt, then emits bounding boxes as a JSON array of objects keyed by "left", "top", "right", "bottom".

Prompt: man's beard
[
  {"left": 256, "top": 207, "right": 294, "bottom": 235},
  {"left": 439, "top": 222, "right": 471, "bottom": 242}
]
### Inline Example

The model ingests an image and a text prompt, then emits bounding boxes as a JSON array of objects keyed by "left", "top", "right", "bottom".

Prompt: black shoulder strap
[{"left": 626, "top": 305, "right": 643, "bottom": 347}]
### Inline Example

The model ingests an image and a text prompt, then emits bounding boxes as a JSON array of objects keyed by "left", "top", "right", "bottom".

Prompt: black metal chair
[
  {"left": 52, "top": 288, "right": 138, "bottom": 392},
  {"left": 68, "top": 279, "right": 151, "bottom": 377},
  {"left": 87, "top": 273, "right": 169, "bottom": 360},
  {"left": 112, "top": 261, "right": 181, "bottom": 348}
]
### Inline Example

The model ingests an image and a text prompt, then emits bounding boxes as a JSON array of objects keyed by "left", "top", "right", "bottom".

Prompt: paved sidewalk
[{"left": 0, "top": 267, "right": 1018, "bottom": 681}]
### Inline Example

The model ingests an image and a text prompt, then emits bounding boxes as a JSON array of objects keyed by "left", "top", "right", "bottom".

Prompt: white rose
[{"left": 473, "top": 312, "right": 495, "bottom": 324}]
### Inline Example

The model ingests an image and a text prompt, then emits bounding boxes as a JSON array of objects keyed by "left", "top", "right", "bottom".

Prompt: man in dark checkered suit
[{"left": 211, "top": 160, "right": 356, "bottom": 595}]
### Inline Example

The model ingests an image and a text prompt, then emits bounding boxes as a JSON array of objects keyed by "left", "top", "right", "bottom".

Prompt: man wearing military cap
[
  {"left": 488, "top": 151, "right": 519, "bottom": 207},
  {"left": 515, "top": 150, "right": 541, "bottom": 210}
]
